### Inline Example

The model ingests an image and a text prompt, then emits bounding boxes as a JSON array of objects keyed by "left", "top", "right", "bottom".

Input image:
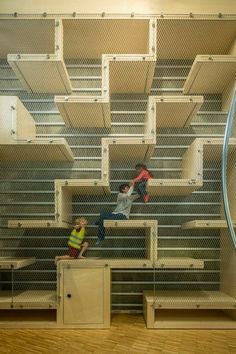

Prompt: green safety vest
[{"left": 68, "top": 227, "right": 85, "bottom": 249}]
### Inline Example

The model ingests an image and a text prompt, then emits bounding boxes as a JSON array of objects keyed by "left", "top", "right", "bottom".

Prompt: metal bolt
[
  {"left": 72, "top": 12, "right": 76, "bottom": 17},
  {"left": 94, "top": 98, "right": 98, "bottom": 102},
  {"left": 17, "top": 54, "right": 21, "bottom": 60},
  {"left": 43, "top": 12, "right": 47, "bottom": 17},
  {"left": 18, "top": 223, "right": 22, "bottom": 228},
  {"left": 56, "top": 45, "right": 60, "bottom": 51},
  {"left": 11, "top": 105, "right": 15, "bottom": 110},
  {"left": 189, "top": 12, "right": 193, "bottom": 18},
  {"left": 152, "top": 22, "right": 155, "bottom": 28},
  {"left": 13, "top": 12, "right": 18, "bottom": 17},
  {"left": 101, "top": 12, "right": 105, "bottom": 17},
  {"left": 65, "top": 181, "right": 68, "bottom": 185},
  {"left": 47, "top": 54, "right": 50, "bottom": 60},
  {"left": 218, "top": 12, "right": 223, "bottom": 18},
  {"left": 55, "top": 21, "right": 60, "bottom": 27},
  {"left": 131, "top": 12, "right": 134, "bottom": 17}
]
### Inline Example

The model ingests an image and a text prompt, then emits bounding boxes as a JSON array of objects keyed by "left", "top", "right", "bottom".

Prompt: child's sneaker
[{"left": 143, "top": 195, "right": 150, "bottom": 203}]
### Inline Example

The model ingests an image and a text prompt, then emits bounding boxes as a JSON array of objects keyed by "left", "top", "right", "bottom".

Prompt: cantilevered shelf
[
  {"left": 0, "top": 257, "right": 36, "bottom": 269},
  {"left": 150, "top": 95, "right": 204, "bottom": 128},
  {"left": 182, "top": 220, "right": 236, "bottom": 229},
  {"left": 183, "top": 55, "right": 236, "bottom": 94}
]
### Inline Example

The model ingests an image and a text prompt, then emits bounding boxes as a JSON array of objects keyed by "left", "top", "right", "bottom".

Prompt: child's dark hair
[
  {"left": 119, "top": 183, "right": 129, "bottom": 193},
  {"left": 135, "top": 163, "right": 153, "bottom": 177}
]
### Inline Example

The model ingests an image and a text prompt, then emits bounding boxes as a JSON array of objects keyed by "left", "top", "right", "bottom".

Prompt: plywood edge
[
  {"left": 55, "top": 178, "right": 110, "bottom": 189},
  {"left": 0, "top": 257, "right": 36, "bottom": 269},
  {"left": 182, "top": 219, "right": 236, "bottom": 229},
  {"left": 8, "top": 55, "right": 72, "bottom": 94},
  {"left": 155, "top": 257, "right": 204, "bottom": 269},
  {"left": 8, "top": 220, "right": 68, "bottom": 229},
  {"left": 104, "top": 220, "right": 157, "bottom": 228},
  {"left": 58, "top": 258, "right": 153, "bottom": 269},
  {"left": 151, "top": 95, "right": 204, "bottom": 104},
  {"left": 183, "top": 55, "right": 236, "bottom": 94}
]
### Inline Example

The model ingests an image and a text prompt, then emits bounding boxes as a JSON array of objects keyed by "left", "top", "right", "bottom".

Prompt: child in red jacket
[{"left": 131, "top": 163, "right": 153, "bottom": 203}]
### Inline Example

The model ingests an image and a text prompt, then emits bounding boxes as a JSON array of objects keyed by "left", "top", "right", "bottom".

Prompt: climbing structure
[{"left": 0, "top": 14, "right": 236, "bottom": 328}]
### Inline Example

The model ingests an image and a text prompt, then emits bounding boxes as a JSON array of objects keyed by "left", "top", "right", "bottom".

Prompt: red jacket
[{"left": 133, "top": 169, "right": 153, "bottom": 182}]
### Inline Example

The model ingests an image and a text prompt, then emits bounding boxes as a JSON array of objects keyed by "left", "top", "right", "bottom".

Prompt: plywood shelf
[
  {"left": 182, "top": 219, "right": 236, "bottom": 229},
  {"left": 0, "top": 290, "right": 57, "bottom": 309},
  {"left": 102, "top": 138, "right": 155, "bottom": 162},
  {"left": 0, "top": 96, "right": 74, "bottom": 161},
  {"left": 8, "top": 55, "right": 72, "bottom": 94},
  {"left": 183, "top": 55, "right": 236, "bottom": 94},
  {"left": 150, "top": 95, "right": 204, "bottom": 128},
  {"left": 55, "top": 96, "right": 111, "bottom": 128},
  {"left": 147, "top": 179, "right": 201, "bottom": 196},
  {"left": 8, "top": 220, "right": 69, "bottom": 229},
  {"left": 58, "top": 258, "right": 153, "bottom": 269},
  {"left": 0, "top": 139, "right": 74, "bottom": 161},
  {"left": 7, "top": 19, "right": 72, "bottom": 94},
  {"left": 0, "top": 257, "right": 36, "bottom": 269}
]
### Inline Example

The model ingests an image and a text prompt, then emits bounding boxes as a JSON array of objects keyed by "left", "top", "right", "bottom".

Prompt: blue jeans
[
  {"left": 96, "top": 212, "right": 127, "bottom": 241},
  {"left": 135, "top": 181, "right": 147, "bottom": 197}
]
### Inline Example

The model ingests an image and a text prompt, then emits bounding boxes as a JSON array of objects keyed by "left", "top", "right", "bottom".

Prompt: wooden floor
[{"left": 0, "top": 314, "right": 236, "bottom": 354}]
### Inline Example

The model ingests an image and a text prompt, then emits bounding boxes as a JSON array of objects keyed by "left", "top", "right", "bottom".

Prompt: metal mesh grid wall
[{"left": 0, "top": 15, "right": 235, "bottom": 313}]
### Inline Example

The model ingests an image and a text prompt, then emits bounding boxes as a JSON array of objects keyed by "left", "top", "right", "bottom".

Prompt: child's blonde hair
[{"left": 75, "top": 217, "right": 88, "bottom": 225}]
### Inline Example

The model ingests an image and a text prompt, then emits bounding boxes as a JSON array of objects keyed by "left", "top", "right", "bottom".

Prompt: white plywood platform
[
  {"left": 182, "top": 219, "right": 236, "bottom": 229},
  {"left": 103, "top": 138, "right": 155, "bottom": 162},
  {"left": 58, "top": 258, "right": 153, "bottom": 269},
  {"left": 147, "top": 179, "right": 201, "bottom": 196},
  {"left": 151, "top": 95, "right": 204, "bottom": 128},
  {"left": 144, "top": 291, "right": 236, "bottom": 309},
  {"left": 55, "top": 96, "right": 111, "bottom": 128},
  {"left": 183, "top": 55, "right": 236, "bottom": 94},
  {"left": 0, "top": 290, "right": 57, "bottom": 309},
  {"left": 0, "top": 139, "right": 74, "bottom": 161},
  {"left": 8, "top": 55, "right": 72, "bottom": 94},
  {"left": 55, "top": 179, "right": 111, "bottom": 195},
  {"left": 202, "top": 137, "right": 236, "bottom": 161},
  {"left": 0, "top": 258, "right": 36, "bottom": 269}
]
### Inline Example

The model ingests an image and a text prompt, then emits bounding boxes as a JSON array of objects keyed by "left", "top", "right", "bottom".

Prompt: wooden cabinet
[{"left": 57, "top": 263, "right": 110, "bottom": 328}]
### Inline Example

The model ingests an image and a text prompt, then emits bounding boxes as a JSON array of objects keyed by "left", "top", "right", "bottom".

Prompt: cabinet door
[{"left": 63, "top": 267, "right": 104, "bottom": 325}]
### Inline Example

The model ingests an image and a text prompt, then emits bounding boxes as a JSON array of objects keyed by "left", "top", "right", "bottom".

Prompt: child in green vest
[{"left": 55, "top": 217, "right": 89, "bottom": 264}]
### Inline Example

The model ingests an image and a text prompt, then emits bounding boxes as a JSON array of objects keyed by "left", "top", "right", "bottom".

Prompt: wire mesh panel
[{"left": 0, "top": 14, "right": 235, "bottom": 321}]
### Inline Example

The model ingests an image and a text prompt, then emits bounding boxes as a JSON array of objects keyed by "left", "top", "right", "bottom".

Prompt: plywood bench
[{"left": 143, "top": 290, "right": 236, "bottom": 329}]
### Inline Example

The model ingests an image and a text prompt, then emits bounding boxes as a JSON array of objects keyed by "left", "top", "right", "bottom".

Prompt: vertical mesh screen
[{"left": 0, "top": 14, "right": 235, "bottom": 313}]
